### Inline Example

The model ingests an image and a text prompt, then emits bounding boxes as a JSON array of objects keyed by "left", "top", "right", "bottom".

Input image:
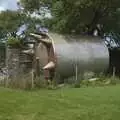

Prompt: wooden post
[
  {"left": 31, "top": 43, "right": 35, "bottom": 89},
  {"left": 36, "top": 58, "right": 40, "bottom": 76},
  {"left": 31, "top": 69, "right": 34, "bottom": 89},
  {"left": 31, "top": 41, "right": 37, "bottom": 88},
  {"left": 112, "top": 67, "right": 116, "bottom": 79},
  {"left": 75, "top": 63, "right": 78, "bottom": 84},
  {"left": 5, "top": 42, "right": 8, "bottom": 87}
]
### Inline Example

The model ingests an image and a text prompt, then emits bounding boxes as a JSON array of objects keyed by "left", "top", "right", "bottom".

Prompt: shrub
[{"left": 7, "top": 36, "right": 21, "bottom": 48}]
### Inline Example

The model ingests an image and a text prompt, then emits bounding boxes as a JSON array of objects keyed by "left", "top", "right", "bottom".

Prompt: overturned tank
[{"left": 29, "top": 33, "right": 109, "bottom": 79}]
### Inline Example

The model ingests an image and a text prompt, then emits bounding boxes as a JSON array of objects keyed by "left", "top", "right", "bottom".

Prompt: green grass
[{"left": 0, "top": 86, "right": 120, "bottom": 120}]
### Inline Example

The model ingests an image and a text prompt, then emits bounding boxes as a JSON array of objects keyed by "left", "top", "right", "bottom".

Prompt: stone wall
[
  {"left": 7, "top": 48, "right": 20, "bottom": 79},
  {"left": 6, "top": 47, "right": 33, "bottom": 89}
]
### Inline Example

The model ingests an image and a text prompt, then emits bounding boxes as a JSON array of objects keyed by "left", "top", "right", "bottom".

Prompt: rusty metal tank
[{"left": 31, "top": 33, "right": 109, "bottom": 78}]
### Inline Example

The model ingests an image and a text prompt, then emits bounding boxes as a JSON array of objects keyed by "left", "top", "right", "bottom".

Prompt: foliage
[
  {"left": 0, "top": 9, "right": 43, "bottom": 40},
  {"left": 7, "top": 36, "right": 21, "bottom": 48},
  {"left": 0, "top": 10, "right": 26, "bottom": 35},
  {"left": 20, "top": 0, "right": 52, "bottom": 17},
  {"left": 20, "top": 0, "right": 120, "bottom": 34},
  {"left": 0, "top": 42, "right": 6, "bottom": 65},
  {"left": 23, "top": 17, "right": 43, "bottom": 36},
  {"left": 51, "top": 0, "right": 120, "bottom": 34},
  {"left": 20, "top": 0, "right": 41, "bottom": 13}
]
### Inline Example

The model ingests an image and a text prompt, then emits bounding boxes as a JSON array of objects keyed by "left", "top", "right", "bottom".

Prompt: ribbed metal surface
[{"left": 50, "top": 33, "right": 109, "bottom": 78}]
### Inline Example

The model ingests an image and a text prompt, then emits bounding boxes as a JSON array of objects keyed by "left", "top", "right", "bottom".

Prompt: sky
[{"left": 0, "top": 0, "right": 18, "bottom": 11}]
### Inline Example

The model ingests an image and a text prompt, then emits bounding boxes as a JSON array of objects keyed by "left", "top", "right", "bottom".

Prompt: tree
[
  {"left": 19, "top": 0, "right": 51, "bottom": 16},
  {"left": 0, "top": 10, "right": 43, "bottom": 39},
  {"left": 50, "top": 0, "right": 120, "bottom": 34},
  {"left": 0, "top": 10, "right": 26, "bottom": 36},
  {"left": 20, "top": 0, "right": 120, "bottom": 35}
]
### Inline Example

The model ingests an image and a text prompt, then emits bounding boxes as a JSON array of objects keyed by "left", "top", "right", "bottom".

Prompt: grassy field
[{"left": 0, "top": 86, "right": 120, "bottom": 120}]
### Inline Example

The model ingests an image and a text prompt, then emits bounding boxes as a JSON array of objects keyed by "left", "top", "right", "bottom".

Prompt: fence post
[
  {"left": 112, "top": 67, "right": 116, "bottom": 79},
  {"left": 5, "top": 43, "right": 8, "bottom": 87},
  {"left": 75, "top": 63, "right": 78, "bottom": 83},
  {"left": 31, "top": 69, "right": 34, "bottom": 89}
]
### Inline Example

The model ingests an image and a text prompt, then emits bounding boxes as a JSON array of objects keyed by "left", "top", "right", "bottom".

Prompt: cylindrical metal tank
[
  {"left": 49, "top": 33, "right": 109, "bottom": 78},
  {"left": 31, "top": 33, "right": 109, "bottom": 78}
]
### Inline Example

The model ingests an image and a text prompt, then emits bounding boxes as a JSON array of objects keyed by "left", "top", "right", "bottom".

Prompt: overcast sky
[{"left": 0, "top": 0, "right": 18, "bottom": 11}]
